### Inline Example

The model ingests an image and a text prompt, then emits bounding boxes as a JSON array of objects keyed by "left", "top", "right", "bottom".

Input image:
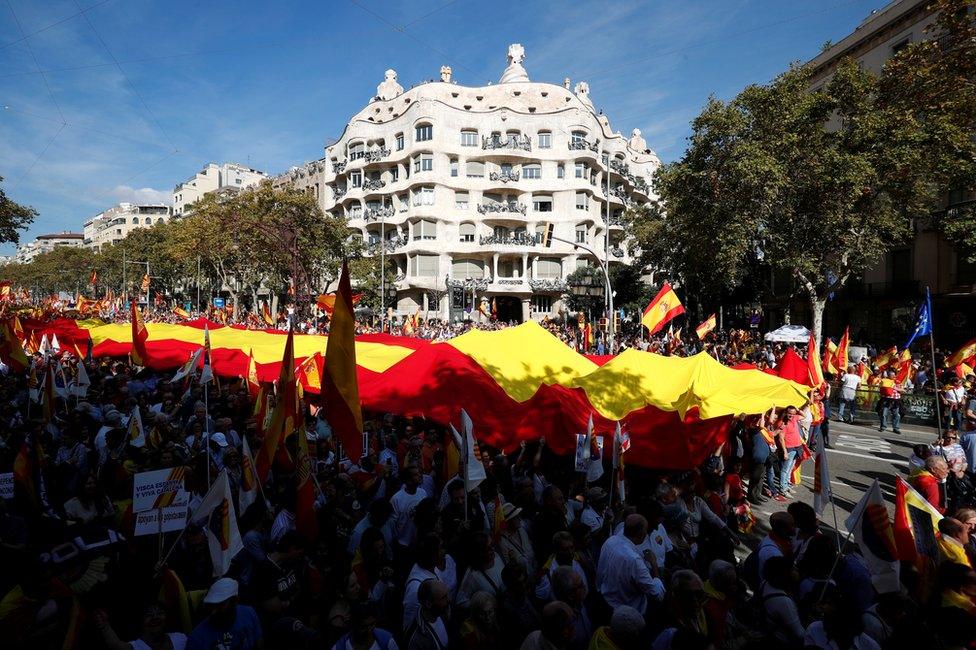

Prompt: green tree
[
  {"left": 565, "top": 266, "right": 607, "bottom": 318},
  {"left": 22, "top": 247, "right": 96, "bottom": 295},
  {"left": 0, "top": 176, "right": 37, "bottom": 245},
  {"left": 637, "top": 59, "right": 938, "bottom": 345}
]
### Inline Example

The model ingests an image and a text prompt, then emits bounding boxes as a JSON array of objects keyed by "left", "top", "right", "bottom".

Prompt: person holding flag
[{"left": 641, "top": 282, "right": 684, "bottom": 335}]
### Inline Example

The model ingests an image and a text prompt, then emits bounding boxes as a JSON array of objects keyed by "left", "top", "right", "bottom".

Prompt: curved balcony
[
  {"left": 447, "top": 277, "right": 490, "bottom": 291},
  {"left": 482, "top": 134, "right": 531, "bottom": 152},
  {"left": 366, "top": 235, "right": 408, "bottom": 254},
  {"left": 363, "top": 147, "right": 391, "bottom": 163},
  {"left": 332, "top": 185, "right": 347, "bottom": 200},
  {"left": 569, "top": 138, "right": 600, "bottom": 153},
  {"left": 362, "top": 178, "right": 386, "bottom": 191},
  {"left": 364, "top": 206, "right": 395, "bottom": 222},
  {"left": 489, "top": 170, "right": 520, "bottom": 183},
  {"left": 478, "top": 233, "right": 539, "bottom": 247},
  {"left": 528, "top": 278, "right": 568, "bottom": 292},
  {"left": 601, "top": 185, "right": 630, "bottom": 206},
  {"left": 477, "top": 200, "right": 527, "bottom": 216},
  {"left": 332, "top": 160, "right": 347, "bottom": 174}
]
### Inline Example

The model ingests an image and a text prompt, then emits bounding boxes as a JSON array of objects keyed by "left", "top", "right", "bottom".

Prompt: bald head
[
  {"left": 540, "top": 601, "right": 574, "bottom": 644},
  {"left": 769, "top": 511, "right": 796, "bottom": 538},
  {"left": 926, "top": 455, "right": 949, "bottom": 479}
]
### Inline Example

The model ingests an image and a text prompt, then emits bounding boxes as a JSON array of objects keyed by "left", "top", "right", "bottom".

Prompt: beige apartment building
[
  {"left": 277, "top": 44, "right": 660, "bottom": 322},
  {"left": 83, "top": 202, "right": 171, "bottom": 250},
  {"left": 15, "top": 232, "right": 84, "bottom": 263},
  {"left": 172, "top": 162, "right": 267, "bottom": 217}
]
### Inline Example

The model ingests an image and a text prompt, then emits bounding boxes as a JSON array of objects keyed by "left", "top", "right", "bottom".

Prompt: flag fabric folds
[
  {"left": 199, "top": 326, "right": 214, "bottom": 385},
  {"left": 173, "top": 307, "right": 190, "bottom": 320},
  {"left": 836, "top": 327, "right": 850, "bottom": 372},
  {"left": 128, "top": 407, "right": 145, "bottom": 447},
  {"left": 130, "top": 300, "right": 149, "bottom": 366},
  {"left": 0, "top": 320, "right": 29, "bottom": 372},
  {"left": 239, "top": 437, "right": 260, "bottom": 515},
  {"left": 824, "top": 339, "right": 839, "bottom": 375},
  {"left": 807, "top": 334, "right": 825, "bottom": 388},
  {"left": 641, "top": 282, "right": 685, "bottom": 335},
  {"left": 946, "top": 338, "right": 976, "bottom": 369},
  {"left": 321, "top": 260, "right": 364, "bottom": 463},
  {"left": 812, "top": 429, "right": 830, "bottom": 515},
  {"left": 695, "top": 313, "right": 717, "bottom": 339},
  {"left": 190, "top": 471, "right": 243, "bottom": 577},
  {"left": 256, "top": 328, "right": 299, "bottom": 482},
  {"left": 893, "top": 476, "right": 943, "bottom": 564},
  {"left": 844, "top": 479, "right": 899, "bottom": 593},
  {"left": 904, "top": 286, "right": 933, "bottom": 349},
  {"left": 455, "top": 409, "right": 487, "bottom": 491}
]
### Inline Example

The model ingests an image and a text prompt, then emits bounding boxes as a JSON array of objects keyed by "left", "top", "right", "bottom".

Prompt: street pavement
[{"left": 737, "top": 416, "right": 939, "bottom": 554}]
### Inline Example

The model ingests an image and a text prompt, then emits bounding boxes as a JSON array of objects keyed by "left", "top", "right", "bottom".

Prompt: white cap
[
  {"left": 203, "top": 577, "right": 238, "bottom": 604},
  {"left": 210, "top": 432, "right": 229, "bottom": 448}
]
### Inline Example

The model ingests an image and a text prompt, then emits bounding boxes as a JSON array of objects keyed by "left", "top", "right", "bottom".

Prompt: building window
[
  {"left": 421, "top": 154, "right": 433, "bottom": 172},
  {"left": 523, "top": 164, "right": 541, "bottom": 179},
  {"left": 533, "top": 197, "right": 553, "bottom": 212},
  {"left": 460, "top": 130, "right": 478, "bottom": 146},
  {"left": 412, "top": 254, "right": 439, "bottom": 277},
  {"left": 350, "top": 171, "right": 362, "bottom": 188},
  {"left": 571, "top": 130, "right": 587, "bottom": 146},
  {"left": 455, "top": 192, "right": 469, "bottom": 210},
  {"left": 414, "top": 219, "right": 437, "bottom": 240},
  {"left": 557, "top": 164, "right": 565, "bottom": 179},
  {"left": 450, "top": 158, "right": 458, "bottom": 177},
  {"left": 466, "top": 161, "right": 485, "bottom": 178},
  {"left": 452, "top": 257, "right": 483, "bottom": 277},
  {"left": 398, "top": 194, "right": 409, "bottom": 211},
  {"left": 531, "top": 295, "right": 552, "bottom": 313},
  {"left": 575, "top": 224, "right": 588, "bottom": 243},
  {"left": 575, "top": 192, "right": 589, "bottom": 210},
  {"left": 459, "top": 223, "right": 475, "bottom": 243},
  {"left": 349, "top": 142, "right": 365, "bottom": 160},
  {"left": 575, "top": 162, "right": 587, "bottom": 179},
  {"left": 416, "top": 124, "right": 433, "bottom": 142},
  {"left": 236, "top": 178, "right": 242, "bottom": 184},
  {"left": 412, "top": 187, "right": 435, "bottom": 206},
  {"left": 350, "top": 204, "right": 363, "bottom": 218},
  {"left": 536, "top": 258, "right": 561, "bottom": 279},
  {"left": 891, "top": 36, "right": 910, "bottom": 55},
  {"left": 396, "top": 133, "right": 404, "bottom": 150},
  {"left": 538, "top": 132, "right": 551, "bottom": 149},
  {"left": 390, "top": 167, "right": 399, "bottom": 183},
  {"left": 132, "top": 217, "right": 140, "bottom": 225},
  {"left": 493, "top": 225, "right": 509, "bottom": 239}
]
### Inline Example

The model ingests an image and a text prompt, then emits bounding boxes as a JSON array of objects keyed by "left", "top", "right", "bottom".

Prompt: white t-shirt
[
  {"left": 131, "top": 633, "right": 187, "bottom": 650},
  {"left": 840, "top": 373, "right": 861, "bottom": 399},
  {"left": 613, "top": 521, "right": 672, "bottom": 568},
  {"left": 390, "top": 486, "right": 429, "bottom": 547}
]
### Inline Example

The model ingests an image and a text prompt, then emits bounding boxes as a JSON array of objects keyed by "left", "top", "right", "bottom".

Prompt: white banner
[
  {"left": 133, "top": 468, "right": 189, "bottom": 513},
  {"left": 134, "top": 505, "right": 188, "bottom": 536}
]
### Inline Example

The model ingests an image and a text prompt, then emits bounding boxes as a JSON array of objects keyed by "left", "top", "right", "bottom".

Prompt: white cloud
[{"left": 108, "top": 185, "right": 171, "bottom": 205}]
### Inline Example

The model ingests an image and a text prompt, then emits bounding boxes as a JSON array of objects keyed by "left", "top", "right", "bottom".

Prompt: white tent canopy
[{"left": 764, "top": 324, "right": 810, "bottom": 343}]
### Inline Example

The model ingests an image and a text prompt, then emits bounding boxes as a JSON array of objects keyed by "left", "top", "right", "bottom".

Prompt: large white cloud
[{"left": 108, "top": 185, "right": 171, "bottom": 205}]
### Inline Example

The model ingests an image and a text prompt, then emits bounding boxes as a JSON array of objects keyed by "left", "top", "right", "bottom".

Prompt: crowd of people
[{"left": 0, "top": 328, "right": 974, "bottom": 650}]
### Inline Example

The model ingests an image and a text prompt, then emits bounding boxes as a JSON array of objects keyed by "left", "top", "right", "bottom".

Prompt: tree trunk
[{"left": 809, "top": 295, "right": 825, "bottom": 349}]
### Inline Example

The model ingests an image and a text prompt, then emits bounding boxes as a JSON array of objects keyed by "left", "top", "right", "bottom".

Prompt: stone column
[
  {"left": 493, "top": 253, "right": 500, "bottom": 279},
  {"left": 521, "top": 297, "right": 531, "bottom": 322},
  {"left": 521, "top": 254, "right": 528, "bottom": 279}
]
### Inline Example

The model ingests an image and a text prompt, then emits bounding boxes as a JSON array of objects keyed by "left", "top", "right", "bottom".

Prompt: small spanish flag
[
  {"left": 173, "top": 306, "right": 190, "bottom": 319},
  {"left": 641, "top": 282, "right": 684, "bottom": 335},
  {"left": 946, "top": 338, "right": 976, "bottom": 368},
  {"left": 130, "top": 300, "right": 149, "bottom": 366},
  {"left": 824, "top": 339, "right": 839, "bottom": 374},
  {"left": 261, "top": 302, "right": 275, "bottom": 327},
  {"left": 140, "top": 274, "right": 150, "bottom": 293},
  {"left": 836, "top": 327, "right": 851, "bottom": 372},
  {"left": 695, "top": 313, "right": 716, "bottom": 339},
  {"left": 321, "top": 260, "right": 364, "bottom": 463},
  {"left": 807, "top": 333, "right": 825, "bottom": 388}
]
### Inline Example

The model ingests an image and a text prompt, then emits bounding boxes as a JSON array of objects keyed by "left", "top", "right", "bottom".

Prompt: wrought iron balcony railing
[{"left": 482, "top": 134, "right": 532, "bottom": 151}]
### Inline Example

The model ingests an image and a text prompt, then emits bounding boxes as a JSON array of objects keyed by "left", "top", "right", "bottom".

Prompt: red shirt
[
  {"left": 725, "top": 474, "right": 745, "bottom": 505},
  {"left": 910, "top": 471, "right": 946, "bottom": 514},
  {"left": 781, "top": 419, "right": 803, "bottom": 448}
]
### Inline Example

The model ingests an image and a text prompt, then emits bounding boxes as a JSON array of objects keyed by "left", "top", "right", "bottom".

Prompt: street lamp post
[{"left": 550, "top": 234, "right": 615, "bottom": 352}]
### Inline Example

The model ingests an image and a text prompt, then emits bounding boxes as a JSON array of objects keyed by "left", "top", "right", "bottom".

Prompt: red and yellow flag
[
  {"left": 245, "top": 348, "right": 260, "bottom": 399},
  {"left": 824, "top": 339, "right": 839, "bottom": 375},
  {"left": 893, "top": 476, "right": 942, "bottom": 564},
  {"left": 695, "top": 313, "right": 716, "bottom": 339},
  {"left": 946, "top": 338, "right": 976, "bottom": 368},
  {"left": 172, "top": 306, "right": 190, "bottom": 319},
  {"left": 641, "top": 282, "right": 684, "bottom": 335},
  {"left": 90, "top": 270, "right": 98, "bottom": 286},
  {"left": 893, "top": 349, "right": 913, "bottom": 384},
  {"left": 0, "top": 320, "right": 29, "bottom": 372},
  {"left": 130, "top": 300, "right": 149, "bottom": 366},
  {"left": 256, "top": 328, "right": 299, "bottom": 482},
  {"left": 807, "top": 334, "right": 825, "bottom": 388},
  {"left": 836, "top": 327, "right": 850, "bottom": 373},
  {"left": 261, "top": 302, "right": 275, "bottom": 327},
  {"left": 321, "top": 260, "right": 364, "bottom": 463},
  {"left": 140, "top": 274, "right": 150, "bottom": 293}
]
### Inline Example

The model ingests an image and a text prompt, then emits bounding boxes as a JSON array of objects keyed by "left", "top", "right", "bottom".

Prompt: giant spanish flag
[
  {"left": 0, "top": 320, "right": 28, "bottom": 372},
  {"left": 130, "top": 300, "right": 149, "bottom": 366},
  {"left": 946, "top": 338, "right": 976, "bottom": 368},
  {"left": 321, "top": 260, "right": 364, "bottom": 463},
  {"left": 641, "top": 282, "right": 684, "bottom": 335}
]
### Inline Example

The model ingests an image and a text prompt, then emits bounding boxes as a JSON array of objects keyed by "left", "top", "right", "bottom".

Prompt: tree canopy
[{"left": 0, "top": 176, "right": 37, "bottom": 245}]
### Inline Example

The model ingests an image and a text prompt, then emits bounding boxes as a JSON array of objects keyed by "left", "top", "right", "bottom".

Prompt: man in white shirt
[
  {"left": 390, "top": 465, "right": 428, "bottom": 550},
  {"left": 403, "top": 534, "right": 457, "bottom": 628},
  {"left": 838, "top": 365, "right": 861, "bottom": 423},
  {"left": 596, "top": 514, "right": 665, "bottom": 615}
]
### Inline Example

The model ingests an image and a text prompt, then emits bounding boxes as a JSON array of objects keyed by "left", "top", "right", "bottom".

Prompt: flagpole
[
  {"left": 926, "top": 286, "right": 943, "bottom": 438},
  {"left": 461, "top": 418, "right": 469, "bottom": 525},
  {"left": 204, "top": 375, "right": 211, "bottom": 487}
]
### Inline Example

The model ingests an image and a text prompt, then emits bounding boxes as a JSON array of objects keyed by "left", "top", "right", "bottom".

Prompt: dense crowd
[{"left": 0, "top": 337, "right": 974, "bottom": 650}]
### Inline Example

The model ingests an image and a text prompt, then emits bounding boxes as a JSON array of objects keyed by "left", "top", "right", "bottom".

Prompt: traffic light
[
  {"left": 613, "top": 312, "right": 620, "bottom": 330},
  {"left": 539, "top": 223, "right": 554, "bottom": 247},
  {"left": 598, "top": 317, "right": 609, "bottom": 331}
]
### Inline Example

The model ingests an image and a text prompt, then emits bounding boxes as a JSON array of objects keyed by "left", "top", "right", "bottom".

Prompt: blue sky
[{"left": 1, "top": 0, "right": 885, "bottom": 253}]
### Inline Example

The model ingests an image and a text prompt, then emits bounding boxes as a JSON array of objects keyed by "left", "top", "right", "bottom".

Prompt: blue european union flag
[{"left": 904, "top": 287, "right": 933, "bottom": 349}]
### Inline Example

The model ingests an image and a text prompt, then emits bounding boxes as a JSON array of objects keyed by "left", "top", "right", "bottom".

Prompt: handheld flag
[
  {"left": 459, "top": 408, "right": 487, "bottom": 491},
  {"left": 294, "top": 421, "right": 317, "bottom": 541},
  {"left": 141, "top": 274, "right": 151, "bottom": 293},
  {"left": 836, "top": 327, "right": 850, "bottom": 372},
  {"left": 321, "top": 260, "right": 364, "bottom": 463},
  {"left": 812, "top": 429, "right": 830, "bottom": 515},
  {"left": 807, "top": 334, "right": 825, "bottom": 388},
  {"left": 245, "top": 348, "right": 260, "bottom": 399},
  {"left": 261, "top": 302, "right": 275, "bottom": 327},
  {"left": 695, "top": 313, "right": 717, "bottom": 339},
  {"left": 256, "top": 328, "right": 299, "bottom": 482},
  {"left": 199, "top": 326, "right": 214, "bottom": 385},
  {"left": 171, "top": 348, "right": 203, "bottom": 384},
  {"left": 90, "top": 270, "right": 97, "bottom": 286},
  {"left": 173, "top": 306, "right": 190, "bottom": 320},
  {"left": 190, "top": 471, "right": 243, "bottom": 576},
  {"left": 844, "top": 479, "right": 899, "bottom": 593},
  {"left": 70, "top": 360, "right": 90, "bottom": 398},
  {"left": 946, "top": 338, "right": 976, "bottom": 368},
  {"left": 130, "top": 300, "right": 150, "bottom": 366},
  {"left": 824, "top": 339, "right": 839, "bottom": 375},
  {"left": 128, "top": 407, "right": 145, "bottom": 447},
  {"left": 613, "top": 422, "right": 630, "bottom": 502},
  {"left": 904, "top": 286, "right": 933, "bottom": 349},
  {"left": 238, "top": 437, "right": 260, "bottom": 514},
  {"left": 0, "top": 321, "right": 29, "bottom": 372},
  {"left": 641, "top": 282, "right": 684, "bottom": 335},
  {"left": 893, "top": 476, "right": 943, "bottom": 564},
  {"left": 316, "top": 292, "right": 362, "bottom": 315}
]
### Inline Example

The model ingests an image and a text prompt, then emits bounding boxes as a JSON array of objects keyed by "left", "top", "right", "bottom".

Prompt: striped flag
[
  {"left": 128, "top": 407, "right": 145, "bottom": 447},
  {"left": 256, "top": 327, "right": 299, "bottom": 482},
  {"left": 173, "top": 306, "right": 190, "bottom": 319},
  {"left": 946, "top": 338, "right": 976, "bottom": 368},
  {"left": 321, "top": 260, "right": 364, "bottom": 463},
  {"left": 893, "top": 476, "right": 943, "bottom": 564},
  {"left": 824, "top": 339, "right": 839, "bottom": 374},
  {"left": 613, "top": 422, "right": 630, "bottom": 502},
  {"left": 245, "top": 348, "right": 260, "bottom": 399},
  {"left": 695, "top": 313, "right": 717, "bottom": 339},
  {"left": 836, "top": 327, "right": 850, "bottom": 372},
  {"left": 261, "top": 302, "right": 275, "bottom": 327},
  {"left": 807, "top": 333, "right": 825, "bottom": 388},
  {"left": 238, "top": 437, "right": 260, "bottom": 515},
  {"left": 641, "top": 282, "right": 684, "bottom": 335},
  {"left": 845, "top": 479, "right": 899, "bottom": 593},
  {"left": 130, "top": 300, "right": 149, "bottom": 366}
]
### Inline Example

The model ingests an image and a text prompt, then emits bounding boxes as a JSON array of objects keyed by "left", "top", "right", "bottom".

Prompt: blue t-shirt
[{"left": 187, "top": 605, "right": 262, "bottom": 650}]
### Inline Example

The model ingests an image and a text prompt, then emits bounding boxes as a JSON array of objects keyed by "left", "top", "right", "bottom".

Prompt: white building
[
  {"left": 15, "top": 232, "right": 85, "bottom": 263},
  {"left": 172, "top": 162, "right": 267, "bottom": 217},
  {"left": 277, "top": 44, "right": 660, "bottom": 322},
  {"left": 83, "top": 202, "right": 171, "bottom": 250}
]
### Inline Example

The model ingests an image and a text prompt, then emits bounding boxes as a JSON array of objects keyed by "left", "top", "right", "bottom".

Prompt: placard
[
  {"left": 0, "top": 472, "right": 13, "bottom": 499},
  {"left": 133, "top": 468, "right": 189, "bottom": 513},
  {"left": 134, "top": 505, "right": 188, "bottom": 536}
]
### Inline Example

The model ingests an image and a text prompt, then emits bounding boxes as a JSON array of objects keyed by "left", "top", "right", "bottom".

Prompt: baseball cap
[
  {"left": 203, "top": 577, "right": 238, "bottom": 604},
  {"left": 210, "top": 432, "right": 229, "bottom": 448}
]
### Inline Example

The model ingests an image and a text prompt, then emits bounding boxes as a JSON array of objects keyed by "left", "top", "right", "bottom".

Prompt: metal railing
[
  {"left": 489, "top": 170, "right": 520, "bottom": 183},
  {"left": 482, "top": 134, "right": 532, "bottom": 151},
  {"left": 478, "top": 233, "right": 539, "bottom": 246},
  {"left": 477, "top": 201, "right": 527, "bottom": 215}
]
